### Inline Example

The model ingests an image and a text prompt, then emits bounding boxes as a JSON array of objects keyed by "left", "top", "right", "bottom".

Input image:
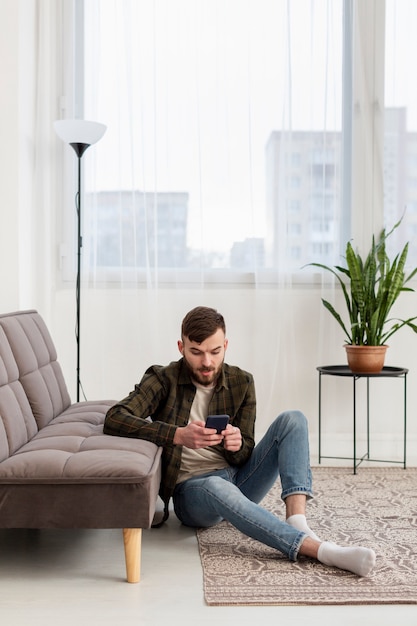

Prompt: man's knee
[{"left": 275, "top": 410, "right": 308, "bottom": 433}]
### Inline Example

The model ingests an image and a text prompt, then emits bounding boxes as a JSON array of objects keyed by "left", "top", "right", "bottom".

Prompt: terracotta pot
[{"left": 344, "top": 344, "right": 388, "bottom": 374}]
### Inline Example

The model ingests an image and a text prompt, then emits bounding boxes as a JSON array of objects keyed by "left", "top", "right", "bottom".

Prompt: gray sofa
[{"left": 0, "top": 310, "right": 162, "bottom": 582}]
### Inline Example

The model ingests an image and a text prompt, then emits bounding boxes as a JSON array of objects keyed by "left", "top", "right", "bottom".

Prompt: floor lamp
[{"left": 54, "top": 119, "right": 107, "bottom": 402}]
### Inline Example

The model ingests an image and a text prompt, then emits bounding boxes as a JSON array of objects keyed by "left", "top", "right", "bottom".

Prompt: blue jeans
[{"left": 173, "top": 410, "right": 313, "bottom": 561}]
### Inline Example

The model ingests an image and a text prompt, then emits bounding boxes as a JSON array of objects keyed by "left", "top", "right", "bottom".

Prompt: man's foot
[{"left": 317, "top": 541, "right": 376, "bottom": 577}]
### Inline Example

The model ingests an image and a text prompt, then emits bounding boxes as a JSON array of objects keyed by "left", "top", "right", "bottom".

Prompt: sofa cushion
[
  {"left": 0, "top": 326, "right": 39, "bottom": 462},
  {"left": 0, "top": 400, "right": 156, "bottom": 483},
  {"left": 0, "top": 311, "right": 71, "bottom": 429}
]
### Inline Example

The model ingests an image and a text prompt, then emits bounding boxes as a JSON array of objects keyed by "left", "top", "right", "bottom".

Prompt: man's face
[{"left": 178, "top": 328, "right": 228, "bottom": 386}]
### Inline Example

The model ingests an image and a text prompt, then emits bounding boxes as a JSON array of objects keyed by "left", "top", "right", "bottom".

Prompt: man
[{"left": 104, "top": 306, "right": 376, "bottom": 576}]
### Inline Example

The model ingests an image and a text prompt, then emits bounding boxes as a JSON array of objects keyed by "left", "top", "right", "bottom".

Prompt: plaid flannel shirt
[{"left": 104, "top": 358, "right": 256, "bottom": 514}]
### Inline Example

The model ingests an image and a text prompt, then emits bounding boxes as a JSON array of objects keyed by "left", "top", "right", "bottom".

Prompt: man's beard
[{"left": 183, "top": 355, "right": 223, "bottom": 386}]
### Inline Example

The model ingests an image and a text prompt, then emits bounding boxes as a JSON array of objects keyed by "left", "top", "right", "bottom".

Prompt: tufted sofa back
[{"left": 0, "top": 310, "right": 71, "bottom": 461}]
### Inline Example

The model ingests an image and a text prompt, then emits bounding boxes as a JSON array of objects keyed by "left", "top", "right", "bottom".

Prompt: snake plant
[{"left": 307, "top": 218, "right": 417, "bottom": 345}]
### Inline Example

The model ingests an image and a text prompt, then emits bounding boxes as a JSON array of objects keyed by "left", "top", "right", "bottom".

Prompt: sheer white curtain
[
  {"left": 384, "top": 0, "right": 417, "bottom": 263},
  {"left": 80, "top": 0, "right": 343, "bottom": 278},
  {"left": 61, "top": 0, "right": 345, "bottom": 427},
  {"left": 13, "top": 0, "right": 69, "bottom": 318}
]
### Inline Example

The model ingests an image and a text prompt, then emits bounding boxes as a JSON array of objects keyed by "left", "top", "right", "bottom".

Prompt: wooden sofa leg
[{"left": 123, "top": 528, "right": 142, "bottom": 583}]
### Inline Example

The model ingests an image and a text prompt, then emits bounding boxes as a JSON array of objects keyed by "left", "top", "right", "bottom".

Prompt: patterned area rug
[{"left": 196, "top": 467, "right": 417, "bottom": 605}]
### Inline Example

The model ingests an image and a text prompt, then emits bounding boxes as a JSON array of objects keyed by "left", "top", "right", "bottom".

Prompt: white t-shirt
[{"left": 176, "top": 382, "right": 230, "bottom": 484}]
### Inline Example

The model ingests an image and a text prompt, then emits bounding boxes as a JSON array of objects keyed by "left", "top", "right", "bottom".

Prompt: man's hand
[
  {"left": 222, "top": 423, "right": 242, "bottom": 452},
  {"left": 173, "top": 420, "right": 224, "bottom": 449}
]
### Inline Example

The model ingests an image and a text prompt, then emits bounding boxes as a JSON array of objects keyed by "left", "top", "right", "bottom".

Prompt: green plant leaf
[
  {"left": 304, "top": 213, "right": 417, "bottom": 347},
  {"left": 321, "top": 298, "right": 352, "bottom": 343}
]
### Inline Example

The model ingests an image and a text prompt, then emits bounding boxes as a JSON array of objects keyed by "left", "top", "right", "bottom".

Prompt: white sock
[
  {"left": 317, "top": 541, "right": 376, "bottom": 577},
  {"left": 286, "top": 514, "right": 321, "bottom": 542}
]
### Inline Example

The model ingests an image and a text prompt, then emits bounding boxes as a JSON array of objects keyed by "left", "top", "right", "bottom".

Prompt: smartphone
[{"left": 205, "top": 414, "right": 230, "bottom": 433}]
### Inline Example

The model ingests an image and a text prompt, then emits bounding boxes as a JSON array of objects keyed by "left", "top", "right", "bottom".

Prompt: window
[
  {"left": 70, "top": 0, "right": 345, "bottom": 282},
  {"left": 66, "top": 1, "right": 416, "bottom": 283}
]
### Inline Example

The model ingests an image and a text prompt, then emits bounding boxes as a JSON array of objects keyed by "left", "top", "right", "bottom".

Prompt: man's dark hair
[{"left": 181, "top": 306, "right": 226, "bottom": 343}]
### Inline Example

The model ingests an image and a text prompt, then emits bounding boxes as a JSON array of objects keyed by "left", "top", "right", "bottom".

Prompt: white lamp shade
[{"left": 54, "top": 119, "right": 107, "bottom": 146}]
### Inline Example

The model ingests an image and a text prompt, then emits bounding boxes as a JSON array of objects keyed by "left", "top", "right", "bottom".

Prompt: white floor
[{"left": 1, "top": 482, "right": 416, "bottom": 626}]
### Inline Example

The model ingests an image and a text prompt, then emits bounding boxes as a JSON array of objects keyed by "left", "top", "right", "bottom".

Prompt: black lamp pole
[
  {"left": 54, "top": 119, "right": 106, "bottom": 403},
  {"left": 70, "top": 142, "right": 91, "bottom": 402}
]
